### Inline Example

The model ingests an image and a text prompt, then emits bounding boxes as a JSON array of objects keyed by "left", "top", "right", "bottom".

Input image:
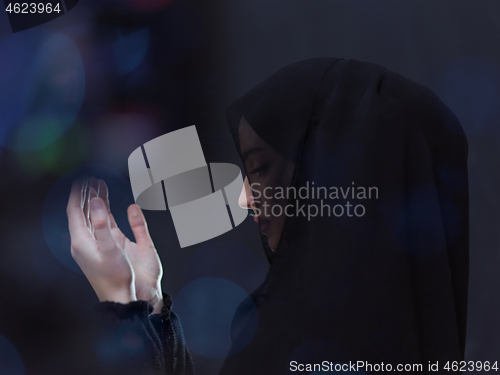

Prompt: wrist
[
  {"left": 150, "top": 283, "right": 164, "bottom": 314},
  {"left": 91, "top": 279, "right": 137, "bottom": 304},
  {"left": 100, "top": 290, "right": 137, "bottom": 305}
]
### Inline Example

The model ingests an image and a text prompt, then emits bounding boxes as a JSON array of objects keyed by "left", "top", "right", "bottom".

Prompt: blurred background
[{"left": 0, "top": 0, "right": 499, "bottom": 374}]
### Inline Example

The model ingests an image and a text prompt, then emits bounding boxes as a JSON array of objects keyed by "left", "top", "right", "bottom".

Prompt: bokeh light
[
  {"left": 92, "top": 107, "right": 161, "bottom": 173},
  {"left": 14, "top": 119, "right": 88, "bottom": 179},
  {"left": 42, "top": 163, "right": 135, "bottom": 273},
  {"left": 0, "top": 29, "right": 85, "bottom": 151},
  {"left": 0, "top": 335, "right": 25, "bottom": 375},
  {"left": 435, "top": 56, "right": 500, "bottom": 136},
  {"left": 113, "top": 27, "right": 150, "bottom": 75},
  {"left": 173, "top": 277, "right": 258, "bottom": 358},
  {"left": 30, "top": 223, "right": 72, "bottom": 284},
  {"left": 181, "top": 240, "right": 267, "bottom": 294}
]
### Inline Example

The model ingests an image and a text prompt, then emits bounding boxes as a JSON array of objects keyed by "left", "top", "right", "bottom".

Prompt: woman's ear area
[{"left": 238, "top": 176, "right": 253, "bottom": 210}]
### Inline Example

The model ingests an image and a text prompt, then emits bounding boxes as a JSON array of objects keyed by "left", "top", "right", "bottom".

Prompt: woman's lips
[{"left": 253, "top": 214, "right": 271, "bottom": 233}]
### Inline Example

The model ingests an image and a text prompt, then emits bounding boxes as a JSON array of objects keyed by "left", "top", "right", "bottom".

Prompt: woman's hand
[{"left": 67, "top": 177, "right": 164, "bottom": 313}]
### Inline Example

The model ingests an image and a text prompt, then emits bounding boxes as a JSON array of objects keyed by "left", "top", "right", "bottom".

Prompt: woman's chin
[{"left": 262, "top": 233, "right": 279, "bottom": 252}]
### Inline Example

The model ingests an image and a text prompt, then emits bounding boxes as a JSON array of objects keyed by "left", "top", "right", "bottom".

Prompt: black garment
[
  {"left": 222, "top": 57, "right": 469, "bottom": 374},
  {"left": 94, "top": 294, "right": 194, "bottom": 375}
]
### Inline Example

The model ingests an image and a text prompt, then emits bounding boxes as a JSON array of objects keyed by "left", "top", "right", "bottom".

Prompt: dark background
[{"left": 0, "top": 0, "right": 499, "bottom": 374}]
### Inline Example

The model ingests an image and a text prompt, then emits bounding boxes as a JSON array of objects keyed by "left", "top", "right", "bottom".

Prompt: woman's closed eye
[{"left": 249, "top": 164, "right": 268, "bottom": 177}]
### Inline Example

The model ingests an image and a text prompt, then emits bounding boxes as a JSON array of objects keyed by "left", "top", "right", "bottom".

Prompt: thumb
[{"left": 128, "top": 204, "right": 153, "bottom": 248}]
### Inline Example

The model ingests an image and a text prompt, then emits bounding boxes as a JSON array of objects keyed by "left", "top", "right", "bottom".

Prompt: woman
[{"left": 67, "top": 57, "right": 469, "bottom": 374}]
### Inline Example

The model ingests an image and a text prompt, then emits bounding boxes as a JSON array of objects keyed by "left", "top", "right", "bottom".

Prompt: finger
[
  {"left": 67, "top": 178, "right": 92, "bottom": 244},
  {"left": 98, "top": 179, "right": 118, "bottom": 229},
  {"left": 90, "top": 197, "right": 118, "bottom": 252},
  {"left": 127, "top": 204, "right": 153, "bottom": 247},
  {"left": 82, "top": 178, "right": 91, "bottom": 228},
  {"left": 80, "top": 177, "right": 88, "bottom": 208},
  {"left": 87, "top": 186, "right": 98, "bottom": 236},
  {"left": 97, "top": 179, "right": 112, "bottom": 214},
  {"left": 89, "top": 176, "right": 99, "bottom": 194},
  {"left": 96, "top": 179, "right": 127, "bottom": 246}
]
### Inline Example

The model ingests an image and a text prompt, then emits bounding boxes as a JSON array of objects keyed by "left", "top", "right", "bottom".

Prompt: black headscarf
[{"left": 221, "top": 57, "right": 469, "bottom": 374}]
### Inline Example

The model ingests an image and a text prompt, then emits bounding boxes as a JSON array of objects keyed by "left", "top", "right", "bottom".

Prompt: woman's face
[{"left": 237, "top": 117, "right": 295, "bottom": 251}]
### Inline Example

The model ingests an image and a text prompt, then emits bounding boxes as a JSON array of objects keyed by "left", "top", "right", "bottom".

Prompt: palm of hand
[{"left": 111, "top": 225, "right": 163, "bottom": 304}]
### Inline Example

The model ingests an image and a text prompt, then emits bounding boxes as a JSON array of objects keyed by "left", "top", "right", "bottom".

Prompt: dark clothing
[{"left": 94, "top": 294, "right": 194, "bottom": 375}]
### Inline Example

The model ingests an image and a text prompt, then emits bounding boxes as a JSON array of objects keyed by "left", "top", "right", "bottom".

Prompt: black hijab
[{"left": 221, "top": 57, "right": 468, "bottom": 374}]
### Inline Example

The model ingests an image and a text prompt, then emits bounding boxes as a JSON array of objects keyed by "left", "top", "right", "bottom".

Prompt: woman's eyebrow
[{"left": 242, "top": 147, "right": 263, "bottom": 162}]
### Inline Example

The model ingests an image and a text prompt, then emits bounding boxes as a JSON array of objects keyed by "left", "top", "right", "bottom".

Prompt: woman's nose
[{"left": 238, "top": 176, "right": 253, "bottom": 210}]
